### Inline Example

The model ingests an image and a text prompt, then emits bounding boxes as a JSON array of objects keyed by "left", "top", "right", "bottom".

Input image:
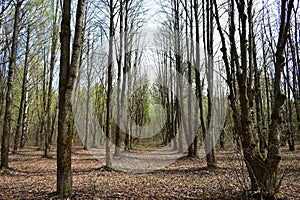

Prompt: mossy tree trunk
[
  {"left": 57, "top": 0, "right": 86, "bottom": 195},
  {"left": 214, "top": 0, "right": 294, "bottom": 197}
]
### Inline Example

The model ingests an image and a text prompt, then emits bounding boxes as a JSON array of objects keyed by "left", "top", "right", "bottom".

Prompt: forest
[{"left": 0, "top": 0, "right": 299, "bottom": 199}]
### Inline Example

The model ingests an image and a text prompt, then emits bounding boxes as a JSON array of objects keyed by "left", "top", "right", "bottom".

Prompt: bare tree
[
  {"left": 105, "top": 0, "right": 116, "bottom": 168},
  {"left": 1, "top": 0, "right": 22, "bottom": 170},
  {"left": 13, "top": 25, "right": 31, "bottom": 153},
  {"left": 57, "top": 0, "right": 86, "bottom": 195},
  {"left": 44, "top": 0, "right": 59, "bottom": 158},
  {"left": 214, "top": 0, "right": 294, "bottom": 197}
]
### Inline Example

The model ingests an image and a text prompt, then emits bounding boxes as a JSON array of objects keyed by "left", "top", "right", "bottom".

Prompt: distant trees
[
  {"left": 155, "top": 0, "right": 223, "bottom": 167},
  {"left": 130, "top": 75, "right": 151, "bottom": 144},
  {"left": 0, "top": 0, "right": 62, "bottom": 155}
]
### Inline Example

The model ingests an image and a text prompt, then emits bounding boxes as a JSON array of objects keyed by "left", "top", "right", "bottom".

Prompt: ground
[{"left": 0, "top": 145, "right": 299, "bottom": 199}]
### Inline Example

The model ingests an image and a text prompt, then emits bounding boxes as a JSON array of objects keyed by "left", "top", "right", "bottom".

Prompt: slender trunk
[
  {"left": 285, "top": 49, "right": 295, "bottom": 151},
  {"left": 35, "top": 83, "right": 41, "bottom": 147},
  {"left": 106, "top": 0, "right": 114, "bottom": 167},
  {"left": 84, "top": 33, "right": 91, "bottom": 150},
  {"left": 20, "top": 81, "right": 29, "bottom": 148},
  {"left": 204, "top": 0, "right": 216, "bottom": 167},
  {"left": 255, "top": 69, "right": 266, "bottom": 154},
  {"left": 0, "top": 3, "right": 8, "bottom": 120},
  {"left": 50, "top": 103, "right": 58, "bottom": 147},
  {"left": 13, "top": 25, "right": 30, "bottom": 153},
  {"left": 289, "top": 22, "right": 300, "bottom": 145},
  {"left": 45, "top": 0, "right": 59, "bottom": 157},
  {"left": 262, "top": 23, "right": 271, "bottom": 130},
  {"left": 294, "top": 10, "right": 300, "bottom": 133},
  {"left": 0, "top": 47, "right": 6, "bottom": 120},
  {"left": 185, "top": 0, "right": 194, "bottom": 154},
  {"left": 128, "top": 49, "right": 133, "bottom": 150},
  {"left": 253, "top": 23, "right": 266, "bottom": 154},
  {"left": 173, "top": 0, "right": 185, "bottom": 153},
  {"left": 192, "top": 0, "right": 201, "bottom": 158},
  {"left": 114, "top": 0, "right": 123, "bottom": 156},
  {"left": 123, "top": 0, "right": 130, "bottom": 151},
  {"left": 39, "top": 46, "right": 48, "bottom": 151}
]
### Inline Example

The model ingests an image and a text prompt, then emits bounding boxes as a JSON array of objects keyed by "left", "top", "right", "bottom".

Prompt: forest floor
[{"left": 0, "top": 145, "right": 299, "bottom": 199}]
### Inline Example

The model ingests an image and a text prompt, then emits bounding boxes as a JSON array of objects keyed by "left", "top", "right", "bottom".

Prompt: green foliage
[
  {"left": 130, "top": 75, "right": 151, "bottom": 127},
  {"left": 94, "top": 83, "right": 107, "bottom": 126}
]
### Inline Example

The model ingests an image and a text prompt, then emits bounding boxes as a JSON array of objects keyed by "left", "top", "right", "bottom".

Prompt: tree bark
[
  {"left": 57, "top": 0, "right": 85, "bottom": 195},
  {"left": 214, "top": 0, "right": 294, "bottom": 196},
  {"left": 264, "top": 0, "right": 294, "bottom": 195},
  {"left": 1, "top": 0, "right": 22, "bottom": 170}
]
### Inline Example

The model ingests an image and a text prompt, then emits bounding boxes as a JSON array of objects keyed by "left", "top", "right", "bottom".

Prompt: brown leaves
[{"left": 0, "top": 146, "right": 299, "bottom": 199}]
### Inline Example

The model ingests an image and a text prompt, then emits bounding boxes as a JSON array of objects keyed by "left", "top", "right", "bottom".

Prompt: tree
[
  {"left": 13, "top": 25, "right": 31, "bottom": 153},
  {"left": 114, "top": 0, "right": 124, "bottom": 157},
  {"left": 265, "top": 0, "right": 294, "bottom": 195},
  {"left": 45, "top": 0, "right": 60, "bottom": 158},
  {"left": 84, "top": 32, "right": 92, "bottom": 150},
  {"left": 57, "top": 0, "right": 86, "bottom": 195},
  {"left": 130, "top": 74, "right": 151, "bottom": 144},
  {"left": 199, "top": 0, "right": 216, "bottom": 167},
  {"left": 214, "top": 0, "right": 294, "bottom": 197},
  {"left": 1, "top": 0, "right": 22, "bottom": 170},
  {"left": 105, "top": 0, "right": 115, "bottom": 168},
  {"left": 0, "top": 2, "right": 12, "bottom": 122}
]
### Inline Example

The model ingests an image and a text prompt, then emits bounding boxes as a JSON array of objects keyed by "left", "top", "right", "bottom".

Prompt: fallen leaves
[{"left": 0, "top": 145, "right": 299, "bottom": 199}]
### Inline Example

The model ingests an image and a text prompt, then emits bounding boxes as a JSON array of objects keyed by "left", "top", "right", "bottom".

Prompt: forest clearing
[
  {"left": 0, "top": 145, "right": 299, "bottom": 199},
  {"left": 1, "top": 0, "right": 300, "bottom": 199}
]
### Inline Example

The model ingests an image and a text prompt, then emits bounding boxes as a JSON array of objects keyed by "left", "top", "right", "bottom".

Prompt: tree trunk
[
  {"left": 57, "top": 0, "right": 85, "bottom": 195},
  {"left": 284, "top": 50, "right": 295, "bottom": 151},
  {"left": 123, "top": 0, "right": 131, "bottom": 151},
  {"left": 204, "top": 0, "right": 216, "bottom": 167},
  {"left": 192, "top": 0, "right": 201, "bottom": 158},
  {"left": 264, "top": 1, "right": 294, "bottom": 195},
  {"left": 173, "top": 0, "right": 185, "bottom": 154},
  {"left": 185, "top": 0, "right": 195, "bottom": 155},
  {"left": 13, "top": 25, "right": 30, "bottom": 153},
  {"left": 214, "top": 0, "right": 294, "bottom": 196},
  {"left": 45, "top": 0, "right": 59, "bottom": 158},
  {"left": 289, "top": 23, "right": 299, "bottom": 150},
  {"left": 114, "top": 0, "right": 123, "bottom": 157},
  {"left": 84, "top": 32, "right": 92, "bottom": 150},
  {"left": 20, "top": 84, "right": 29, "bottom": 148},
  {"left": 1, "top": 0, "right": 22, "bottom": 170},
  {"left": 0, "top": 2, "right": 10, "bottom": 121},
  {"left": 105, "top": 0, "right": 114, "bottom": 167}
]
